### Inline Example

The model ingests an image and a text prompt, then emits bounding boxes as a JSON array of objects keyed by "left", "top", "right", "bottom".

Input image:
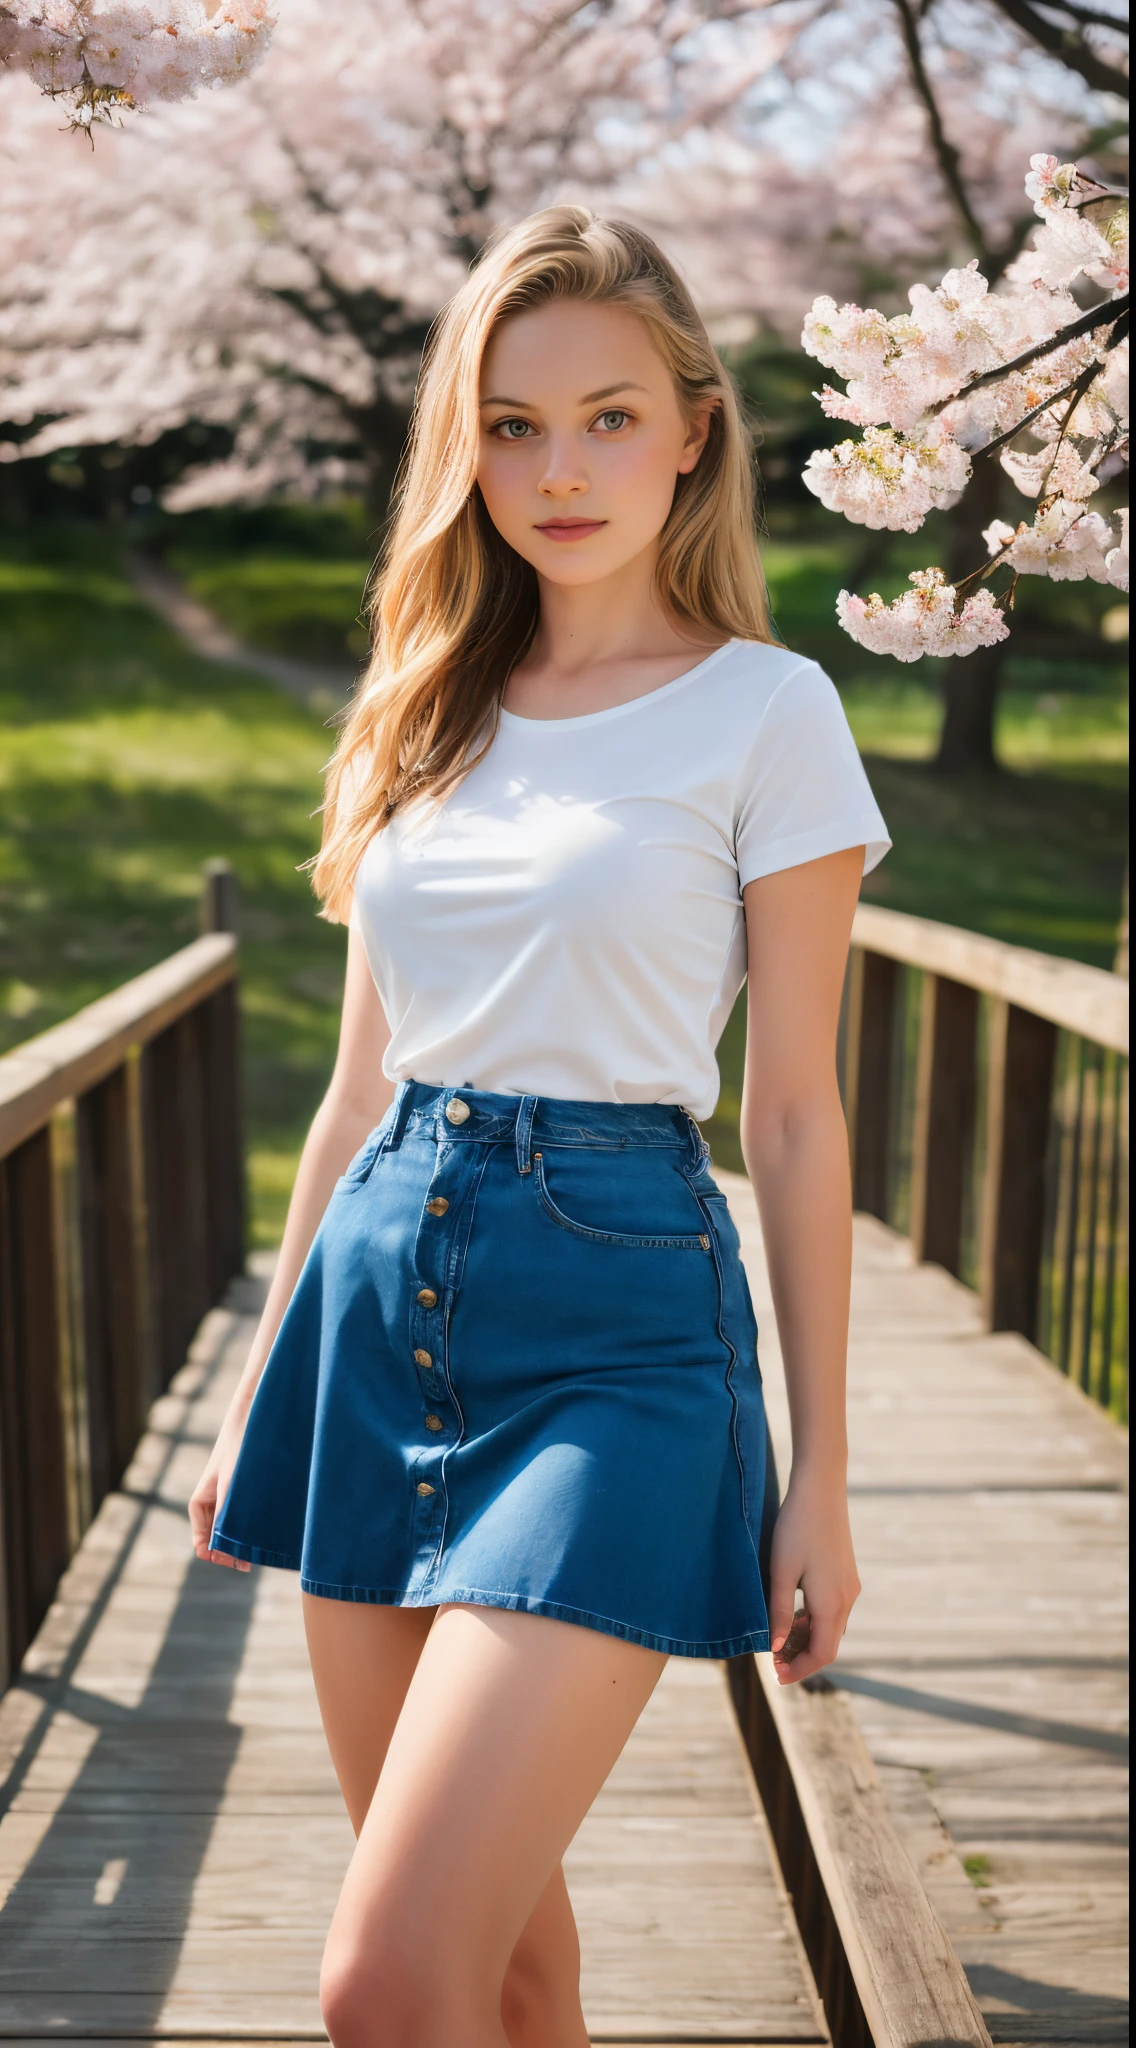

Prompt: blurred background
[{"left": 0, "top": 0, "right": 1128, "bottom": 1244}]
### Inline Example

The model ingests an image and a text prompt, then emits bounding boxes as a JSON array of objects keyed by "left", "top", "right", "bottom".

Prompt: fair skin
[{"left": 189, "top": 298, "right": 862, "bottom": 2047}]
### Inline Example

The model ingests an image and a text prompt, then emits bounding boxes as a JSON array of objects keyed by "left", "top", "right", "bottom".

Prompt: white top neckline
[{"left": 497, "top": 639, "right": 739, "bottom": 732}]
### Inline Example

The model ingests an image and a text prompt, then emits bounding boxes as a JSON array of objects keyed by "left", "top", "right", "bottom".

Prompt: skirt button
[
  {"left": 417, "top": 1287, "right": 438, "bottom": 1308},
  {"left": 426, "top": 1197, "right": 449, "bottom": 1217},
  {"left": 416, "top": 1482, "right": 436, "bottom": 1498},
  {"left": 445, "top": 1098, "right": 471, "bottom": 1125},
  {"left": 414, "top": 1349, "right": 433, "bottom": 1368},
  {"left": 424, "top": 1414, "right": 444, "bottom": 1433}
]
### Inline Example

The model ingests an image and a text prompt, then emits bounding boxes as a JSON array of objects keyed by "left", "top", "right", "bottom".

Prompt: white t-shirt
[{"left": 350, "top": 640, "right": 889, "bottom": 1121}]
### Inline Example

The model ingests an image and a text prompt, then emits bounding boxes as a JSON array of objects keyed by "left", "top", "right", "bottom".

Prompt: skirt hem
[{"left": 209, "top": 1536, "right": 768, "bottom": 1658}]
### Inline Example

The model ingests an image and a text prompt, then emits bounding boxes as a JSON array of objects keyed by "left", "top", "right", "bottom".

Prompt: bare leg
[
  {"left": 303, "top": 1596, "right": 627, "bottom": 2046},
  {"left": 303, "top": 1595, "right": 433, "bottom": 1833},
  {"left": 314, "top": 1601, "right": 665, "bottom": 2048}
]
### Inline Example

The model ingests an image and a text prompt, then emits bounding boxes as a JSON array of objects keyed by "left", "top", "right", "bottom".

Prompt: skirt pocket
[
  {"left": 336, "top": 1105, "right": 395, "bottom": 1190},
  {"left": 532, "top": 1148, "right": 710, "bottom": 1252}
]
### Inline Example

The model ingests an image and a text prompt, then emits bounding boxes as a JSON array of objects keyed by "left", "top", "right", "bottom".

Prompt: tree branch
[
  {"left": 926, "top": 291, "right": 1129, "bottom": 411},
  {"left": 972, "top": 360, "right": 1105, "bottom": 458},
  {"left": 891, "top": 0, "right": 993, "bottom": 263},
  {"left": 1044, "top": 2, "right": 1130, "bottom": 31},
  {"left": 983, "top": 0, "right": 1129, "bottom": 99}
]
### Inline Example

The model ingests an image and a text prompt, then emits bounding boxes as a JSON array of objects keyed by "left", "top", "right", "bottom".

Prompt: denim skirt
[{"left": 211, "top": 1081, "right": 776, "bottom": 1658}]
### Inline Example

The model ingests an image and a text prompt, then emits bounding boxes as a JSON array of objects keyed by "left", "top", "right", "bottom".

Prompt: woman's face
[{"left": 476, "top": 299, "right": 711, "bottom": 587}]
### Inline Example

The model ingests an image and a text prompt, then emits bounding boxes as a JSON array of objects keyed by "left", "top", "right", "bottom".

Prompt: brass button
[
  {"left": 426, "top": 1197, "right": 449, "bottom": 1217},
  {"left": 417, "top": 1287, "right": 438, "bottom": 1308},
  {"left": 445, "top": 1097, "right": 471, "bottom": 1125},
  {"left": 414, "top": 1348, "right": 433, "bottom": 1369},
  {"left": 416, "top": 1481, "right": 435, "bottom": 1498},
  {"left": 424, "top": 1414, "right": 444, "bottom": 1433}
]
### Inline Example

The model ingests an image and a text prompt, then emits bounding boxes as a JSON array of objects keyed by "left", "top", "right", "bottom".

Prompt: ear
[{"left": 677, "top": 398, "right": 716, "bottom": 475}]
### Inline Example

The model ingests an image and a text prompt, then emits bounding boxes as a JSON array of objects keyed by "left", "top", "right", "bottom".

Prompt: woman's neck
[
  {"left": 521, "top": 546, "right": 718, "bottom": 682},
  {"left": 505, "top": 553, "right": 727, "bottom": 720}
]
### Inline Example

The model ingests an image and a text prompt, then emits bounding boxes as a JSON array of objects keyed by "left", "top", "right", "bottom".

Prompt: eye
[
  {"left": 492, "top": 417, "right": 536, "bottom": 440},
  {"left": 594, "top": 409, "right": 631, "bottom": 433}
]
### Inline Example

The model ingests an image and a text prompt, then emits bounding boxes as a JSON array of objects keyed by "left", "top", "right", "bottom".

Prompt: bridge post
[
  {"left": 0, "top": 1128, "right": 72, "bottom": 1683},
  {"left": 909, "top": 973, "right": 978, "bottom": 1275},
  {"left": 980, "top": 999, "right": 1058, "bottom": 1339},
  {"left": 843, "top": 947, "right": 899, "bottom": 1221}
]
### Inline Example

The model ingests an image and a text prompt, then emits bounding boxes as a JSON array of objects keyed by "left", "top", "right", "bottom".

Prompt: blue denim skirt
[{"left": 212, "top": 1081, "right": 776, "bottom": 1658}]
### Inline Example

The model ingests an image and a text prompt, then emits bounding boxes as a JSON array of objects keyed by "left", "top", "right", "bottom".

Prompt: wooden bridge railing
[
  {"left": 843, "top": 904, "right": 1129, "bottom": 1420},
  {"left": 0, "top": 863, "right": 244, "bottom": 1686}
]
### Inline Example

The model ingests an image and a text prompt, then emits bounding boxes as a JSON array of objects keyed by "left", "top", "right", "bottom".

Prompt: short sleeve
[{"left": 734, "top": 660, "right": 890, "bottom": 886}]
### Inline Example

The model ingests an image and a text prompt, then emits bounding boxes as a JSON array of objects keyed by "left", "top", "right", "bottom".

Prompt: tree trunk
[
  {"left": 933, "top": 641, "right": 1001, "bottom": 771},
  {"left": 933, "top": 457, "right": 1005, "bottom": 774}
]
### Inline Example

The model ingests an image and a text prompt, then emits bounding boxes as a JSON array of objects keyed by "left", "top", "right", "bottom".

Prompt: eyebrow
[{"left": 479, "top": 380, "right": 649, "bottom": 408}]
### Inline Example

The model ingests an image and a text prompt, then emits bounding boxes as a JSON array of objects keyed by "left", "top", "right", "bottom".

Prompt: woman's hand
[
  {"left": 767, "top": 1469, "right": 860, "bottom": 1685},
  {"left": 189, "top": 1410, "right": 252, "bottom": 1571}
]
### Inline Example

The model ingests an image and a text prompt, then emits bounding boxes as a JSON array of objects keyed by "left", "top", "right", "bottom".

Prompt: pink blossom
[
  {"left": 984, "top": 503, "right": 1115, "bottom": 582},
  {"left": 1105, "top": 508, "right": 1129, "bottom": 594},
  {"left": 803, "top": 423, "right": 970, "bottom": 532},
  {"left": 0, "top": 0, "right": 274, "bottom": 124},
  {"left": 802, "top": 261, "right": 1079, "bottom": 436},
  {"left": 1023, "top": 154, "right": 1079, "bottom": 218},
  {"left": 999, "top": 436, "right": 1102, "bottom": 504},
  {"left": 804, "top": 154, "right": 1126, "bottom": 660},
  {"left": 837, "top": 570, "right": 1009, "bottom": 663}
]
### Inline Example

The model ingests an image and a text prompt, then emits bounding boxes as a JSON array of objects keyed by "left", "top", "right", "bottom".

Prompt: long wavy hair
[{"left": 312, "top": 205, "right": 774, "bottom": 921}]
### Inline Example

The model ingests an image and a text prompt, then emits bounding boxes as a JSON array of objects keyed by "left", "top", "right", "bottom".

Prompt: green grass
[
  {"left": 167, "top": 547, "right": 373, "bottom": 668},
  {"left": 0, "top": 524, "right": 346, "bottom": 1246},
  {"left": 1, "top": 509, "right": 1127, "bottom": 1243}
]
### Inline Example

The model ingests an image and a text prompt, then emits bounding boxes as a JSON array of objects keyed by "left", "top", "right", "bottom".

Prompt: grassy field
[
  {"left": 1, "top": 510, "right": 1126, "bottom": 1243},
  {"left": 0, "top": 523, "right": 344, "bottom": 1243}
]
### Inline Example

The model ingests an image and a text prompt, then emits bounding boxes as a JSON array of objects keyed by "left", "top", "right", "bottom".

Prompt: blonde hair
[{"left": 313, "top": 205, "right": 773, "bottom": 921}]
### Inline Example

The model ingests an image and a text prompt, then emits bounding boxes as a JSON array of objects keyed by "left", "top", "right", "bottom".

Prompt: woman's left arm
[{"left": 741, "top": 846, "right": 865, "bottom": 1686}]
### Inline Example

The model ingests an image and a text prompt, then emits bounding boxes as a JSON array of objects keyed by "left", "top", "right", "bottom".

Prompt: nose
[{"left": 538, "top": 433, "right": 589, "bottom": 501}]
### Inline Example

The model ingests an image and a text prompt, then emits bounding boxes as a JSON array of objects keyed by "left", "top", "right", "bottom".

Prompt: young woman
[{"left": 190, "top": 208, "right": 888, "bottom": 2048}]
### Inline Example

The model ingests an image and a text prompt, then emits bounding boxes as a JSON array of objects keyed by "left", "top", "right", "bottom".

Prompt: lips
[{"left": 534, "top": 519, "right": 607, "bottom": 542}]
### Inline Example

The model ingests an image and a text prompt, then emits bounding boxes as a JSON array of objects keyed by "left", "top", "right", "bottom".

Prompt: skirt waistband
[{"left": 387, "top": 1080, "right": 705, "bottom": 1170}]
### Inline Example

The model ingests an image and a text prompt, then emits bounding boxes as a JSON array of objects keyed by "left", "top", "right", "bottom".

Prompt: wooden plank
[
  {"left": 909, "top": 974, "right": 978, "bottom": 1276},
  {"left": 720, "top": 1172, "right": 1129, "bottom": 2047},
  {"left": 0, "top": 937, "right": 237, "bottom": 1160},
  {"left": 199, "top": 982, "right": 246, "bottom": 1304},
  {"left": 567, "top": 1660, "right": 829, "bottom": 2041},
  {"left": 852, "top": 906, "right": 1128, "bottom": 1056},
  {"left": 76, "top": 1064, "right": 149, "bottom": 1517},
  {"left": 141, "top": 1016, "right": 212, "bottom": 1391},
  {"left": 731, "top": 1655, "right": 992, "bottom": 2048},
  {"left": 980, "top": 1002, "right": 1058, "bottom": 1341},
  {"left": 199, "top": 858, "right": 239, "bottom": 939},
  {"left": 0, "top": 1131, "right": 71, "bottom": 1685},
  {"left": 843, "top": 950, "right": 899, "bottom": 1222}
]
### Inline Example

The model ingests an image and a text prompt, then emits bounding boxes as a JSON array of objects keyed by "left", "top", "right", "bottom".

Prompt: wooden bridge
[{"left": 0, "top": 879, "right": 1127, "bottom": 2045}]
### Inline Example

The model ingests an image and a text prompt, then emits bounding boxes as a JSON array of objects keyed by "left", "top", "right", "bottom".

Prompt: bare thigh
[
  {"left": 317, "top": 1602, "right": 665, "bottom": 2045},
  {"left": 304, "top": 1597, "right": 639, "bottom": 2046},
  {"left": 302, "top": 1594, "right": 433, "bottom": 1832}
]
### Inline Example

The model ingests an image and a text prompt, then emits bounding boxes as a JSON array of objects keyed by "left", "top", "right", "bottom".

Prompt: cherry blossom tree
[
  {"left": 0, "top": 0, "right": 1114, "bottom": 522},
  {"left": 789, "top": 0, "right": 1129, "bottom": 769},
  {"left": 1, "top": 0, "right": 828, "bottom": 511},
  {"left": 0, "top": 0, "right": 273, "bottom": 132},
  {"left": 801, "top": 153, "right": 1128, "bottom": 758}
]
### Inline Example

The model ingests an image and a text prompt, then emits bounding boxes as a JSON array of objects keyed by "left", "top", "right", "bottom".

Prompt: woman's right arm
[{"left": 189, "top": 928, "right": 394, "bottom": 1568}]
